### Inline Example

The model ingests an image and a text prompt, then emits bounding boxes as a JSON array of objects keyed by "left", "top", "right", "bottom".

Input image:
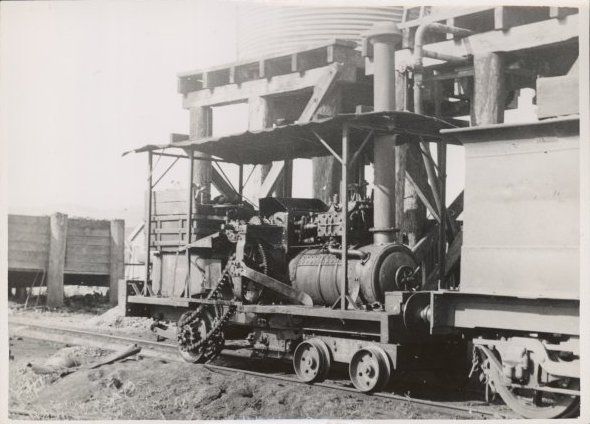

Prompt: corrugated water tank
[{"left": 236, "top": 5, "right": 403, "bottom": 60}]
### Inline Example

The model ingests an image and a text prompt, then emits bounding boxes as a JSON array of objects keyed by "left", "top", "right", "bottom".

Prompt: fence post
[{"left": 47, "top": 213, "right": 67, "bottom": 307}]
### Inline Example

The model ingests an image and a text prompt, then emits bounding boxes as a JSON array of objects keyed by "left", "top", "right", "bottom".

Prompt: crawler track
[{"left": 9, "top": 318, "right": 510, "bottom": 419}]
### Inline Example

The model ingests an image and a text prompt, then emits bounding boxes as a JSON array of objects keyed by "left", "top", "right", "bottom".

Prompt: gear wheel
[
  {"left": 177, "top": 267, "right": 236, "bottom": 363},
  {"left": 242, "top": 242, "right": 269, "bottom": 304}
]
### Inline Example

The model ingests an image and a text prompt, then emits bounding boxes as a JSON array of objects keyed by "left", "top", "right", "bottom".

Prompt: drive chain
[{"left": 177, "top": 260, "right": 238, "bottom": 361}]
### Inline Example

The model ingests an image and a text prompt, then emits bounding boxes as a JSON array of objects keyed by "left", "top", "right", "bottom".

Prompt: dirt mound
[{"left": 84, "top": 306, "right": 153, "bottom": 332}]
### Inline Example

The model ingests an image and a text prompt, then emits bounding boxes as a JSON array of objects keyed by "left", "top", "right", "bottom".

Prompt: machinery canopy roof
[{"left": 125, "top": 111, "right": 459, "bottom": 164}]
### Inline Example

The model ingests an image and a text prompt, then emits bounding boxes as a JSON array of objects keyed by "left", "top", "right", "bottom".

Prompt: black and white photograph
[{"left": 1, "top": 0, "right": 588, "bottom": 421}]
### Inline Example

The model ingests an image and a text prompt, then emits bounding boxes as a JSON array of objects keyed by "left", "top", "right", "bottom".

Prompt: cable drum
[
  {"left": 289, "top": 243, "right": 417, "bottom": 307},
  {"left": 289, "top": 249, "right": 360, "bottom": 306}
]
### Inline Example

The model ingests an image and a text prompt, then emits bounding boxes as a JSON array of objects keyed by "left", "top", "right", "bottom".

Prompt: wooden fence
[{"left": 7, "top": 213, "right": 124, "bottom": 307}]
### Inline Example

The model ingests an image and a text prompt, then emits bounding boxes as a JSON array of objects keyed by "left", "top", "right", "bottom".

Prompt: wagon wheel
[
  {"left": 349, "top": 346, "right": 391, "bottom": 392},
  {"left": 293, "top": 339, "right": 332, "bottom": 383},
  {"left": 479, "top": 345, "right": 579, "bottom": 419}
]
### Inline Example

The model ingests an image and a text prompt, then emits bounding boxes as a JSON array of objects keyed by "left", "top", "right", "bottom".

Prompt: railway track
[{"left": 9, "top": 318, "right": 510, "bottom": 419}]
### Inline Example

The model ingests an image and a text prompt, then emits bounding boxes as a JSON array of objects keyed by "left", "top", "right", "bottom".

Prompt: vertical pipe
[
  {"left": 144, "top": 151, "right": 153, "bottom": 295},
  {"left": 365, "top": 23, "right": 402, "bottom": 245},
  {"left": 372, "top": 40, "right": 396, "bottom": 111},
  {"left": 238, "top": 164, "right": 244, "bottom": 197},
  {"left": 340, "top": 123, "right": 349, "bottom": 310},
  {"left": 185, "top": 149, "right": 194, "bottom": 298},
  {"left": 437, "top": 139, "right": 447, "bottom": 289}
]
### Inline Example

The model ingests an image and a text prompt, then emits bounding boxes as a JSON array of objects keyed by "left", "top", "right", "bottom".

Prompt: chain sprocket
[
  {"left": 177, "top": 264, "right": 237, "bottom": 363},
  {"left": 243, "top": 242, "right": 269, "bottom": 304}
]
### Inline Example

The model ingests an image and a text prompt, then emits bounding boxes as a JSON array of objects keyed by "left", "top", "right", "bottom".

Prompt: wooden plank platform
[{"left": 178, "top": 39, "right": 360, "bottom": 95}]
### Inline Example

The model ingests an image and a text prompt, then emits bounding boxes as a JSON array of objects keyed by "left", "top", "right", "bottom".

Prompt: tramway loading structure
[{"left": 122, "top": 7, "right": 581, "bottom": 418}]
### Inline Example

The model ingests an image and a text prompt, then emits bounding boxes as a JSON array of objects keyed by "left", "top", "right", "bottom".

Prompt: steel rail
[{"left": 9, "top": 319, "right": 508, "bottom": 419}]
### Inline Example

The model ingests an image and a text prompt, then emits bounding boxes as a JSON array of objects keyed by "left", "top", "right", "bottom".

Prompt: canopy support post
[
  {"left": 437, "top": 139, "right": 447, "bottom": 289},
  {"left": 334, "top": 123, "right": 357, "bottom": 310},
  {"left": 185, "top": 148, "right": 194, "bottom": 298},
  {"left": 144, "top": 151, "right": 153, "bottom": 296},
  {"left": 238, "top": 164, "right": 244, "bottom": 197}
]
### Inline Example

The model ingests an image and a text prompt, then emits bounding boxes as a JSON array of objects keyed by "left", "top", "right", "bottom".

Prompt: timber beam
[
  {"left": 366, "top": 13, "right": 579, "bottom": 75},
  {"left": 178, "top": 39, "right": 361, "bottom": 96},
  {"left": 183, "top": 62, "right": 358, "bottom": 109}
]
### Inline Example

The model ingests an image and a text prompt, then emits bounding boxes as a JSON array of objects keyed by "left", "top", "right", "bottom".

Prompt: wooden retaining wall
[{"left": 7, "top": 213, "right": 125, "bottom": 307}]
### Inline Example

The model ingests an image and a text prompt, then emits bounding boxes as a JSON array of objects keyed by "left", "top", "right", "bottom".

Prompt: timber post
[
  {"left": 47, "top": 212, "right": 68, "bottom": 308},
  {"left": 473, "top": 52, "right": 506, "bottom": 125},
  {"left": 394, "top": 70, "right": 427, "bottom": 247},
  {"left": 189, "top": 106, "right": 213, "bottom": 202},
  {"left": 312, "top": 90, "right": 342, "bottom": 204},
  {"left": 249, "top": 96, "right": 290, "bottom": 198},
  {"left": 118, "top": 278, "right": 128, "bottom": 316},
  {"left": 249, "top": 96, "right": 270, "bottom": 196},
  {"left": 109, "top": 219, "right": 125, "bottom": 305}
]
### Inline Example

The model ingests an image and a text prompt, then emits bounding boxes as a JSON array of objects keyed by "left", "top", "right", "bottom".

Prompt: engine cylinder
[
  {"left": 289, "top": 249, "right": 360, "bottom": 306},
  {"left": 289, "top": 244, "right": 417, "bottom": 306}
]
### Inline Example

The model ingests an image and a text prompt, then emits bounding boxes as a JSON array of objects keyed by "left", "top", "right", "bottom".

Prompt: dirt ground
[
  {"left": 9, "top": 336, "right": 486, "bottom": 420},
  {"left": 8, "top": 299, "right": 495, "bottom": 420}
]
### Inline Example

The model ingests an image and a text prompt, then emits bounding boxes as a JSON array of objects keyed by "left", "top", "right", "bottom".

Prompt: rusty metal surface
[
  {"left": 126, "top": 112, "right": 457, "bottom": 163},
  {"left": 443, "top": 116, "right": 580, "bottom": 300}
]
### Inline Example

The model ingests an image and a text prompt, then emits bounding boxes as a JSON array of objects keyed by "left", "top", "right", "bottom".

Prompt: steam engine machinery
[{"left": 123, "top": 17, "right": 581, "bottom": 419}]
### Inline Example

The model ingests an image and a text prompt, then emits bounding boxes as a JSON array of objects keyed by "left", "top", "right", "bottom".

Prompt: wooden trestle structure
[{"left": 169, "top": 6, "right": 579, "bottom": 289}]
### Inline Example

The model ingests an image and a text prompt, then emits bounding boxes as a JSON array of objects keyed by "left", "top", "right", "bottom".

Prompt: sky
[
  {"left": 1, "top": 0, "right": 539, "bottom": 229},
  {"left": 1, "top": 0, "right": 240, "bottom": 227}
]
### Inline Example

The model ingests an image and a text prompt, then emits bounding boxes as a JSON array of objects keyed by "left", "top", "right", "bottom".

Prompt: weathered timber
[
  {"left": 8, "top": 215, "right": 50, "bottom": 271},
  {"left": 312, "top": 89, "right": 343, "bottom": 204},
  {"left": 183, "top": 63, "right": 353, "bottom": 108},
  {"left": 549, "top": 7, "right": 578, "bottom": 19},
  {"left": 394, "top": 70, "right": 427, "bottom": 247},
  {"left": 384, "top": 13, "right": 580, "bottom": 74},
  {"left": 47, "top": 213, "right": 67, "bottom": 307},
  {"left": 178, "top": 40, "right": 359, "bottom": 94},
  {"left": 445, "top": 229, "right": 463, "bottom": 276},
  {"left": 536, "top": 74, "right": 579, "bottom": 119},
  {"left": 189, "top": 106, "right": 213, "bottom": 202},
  {"left": 472, "top": 53, "right": 505, "bottom": 125},
  {"left": 211, "top": 167, "right": 239, "bottom": 200},
  {"left": 494, "top": 7, "right": 550, "bottom": 31},
  {"left": 258, "top": 162, "right": 286, "bottom": 199},
  {"left": 9, "top": 214, "right": 126, "bottom": 306},
  {"left": 109, "top": 220, "right": 125, "bottom": 305},
  {"left": 297, "top": 63, "right": 341, "bottom": 123}
]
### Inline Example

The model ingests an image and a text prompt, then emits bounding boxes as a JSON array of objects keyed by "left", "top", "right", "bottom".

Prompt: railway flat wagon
[{"left": 121, "top": 8, "right": 581, "bottom": 419}]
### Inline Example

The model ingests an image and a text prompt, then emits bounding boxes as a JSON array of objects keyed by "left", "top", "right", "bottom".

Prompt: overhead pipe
[
  {"left": 364, "top": 22, "right": 403, "bottom": 245},
  {"left": 327, "top": 246, "right": 368, "bottom": 260},
  {"left": 412, "top": 22, "right": 473, "bottom": 214}
]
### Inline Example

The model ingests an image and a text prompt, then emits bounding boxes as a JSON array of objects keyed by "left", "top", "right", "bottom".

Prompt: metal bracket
[{"left": 238, "top": 261, "right": 313, "bottom": 306}]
